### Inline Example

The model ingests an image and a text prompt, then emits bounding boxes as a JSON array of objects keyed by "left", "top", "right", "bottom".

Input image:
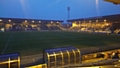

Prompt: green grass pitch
[{"left": 0, "top": 31, "right": 120, "bottom": 56}]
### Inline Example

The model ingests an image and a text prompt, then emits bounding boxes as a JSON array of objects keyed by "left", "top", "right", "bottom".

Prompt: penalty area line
[{"left": 2, "top": 32, "right": 13, "bottom": 54}]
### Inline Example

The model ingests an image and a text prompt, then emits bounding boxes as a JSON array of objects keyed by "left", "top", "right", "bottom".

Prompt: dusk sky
[{"left": 0, "top": 0, "right": 120, "bottom": 23}]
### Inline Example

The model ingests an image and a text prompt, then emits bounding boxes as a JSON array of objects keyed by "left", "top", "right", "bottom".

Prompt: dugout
[
  {"left": 0, "top": 53, "right": 20, "bottom": 68},
  {"left": 43, "top": 46, "right": 81, "bottom": 68}
]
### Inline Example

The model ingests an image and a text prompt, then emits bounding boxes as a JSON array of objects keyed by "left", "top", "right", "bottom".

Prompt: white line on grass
[{"left": 2, "top": 32, "right": 13, "bottom": 54}]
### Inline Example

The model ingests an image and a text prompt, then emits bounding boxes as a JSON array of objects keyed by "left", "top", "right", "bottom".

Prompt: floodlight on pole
[
  {"left": 67, "top": 6, "right": 70, "bottom": 26},
  {"left": 67, "top": 6, "right": 70, "bottom": 20}
]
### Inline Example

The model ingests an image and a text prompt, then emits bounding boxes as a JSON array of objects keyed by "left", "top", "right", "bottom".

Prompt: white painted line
[{"left": 2, "top": 32, "right": 13, "bottom": 54}]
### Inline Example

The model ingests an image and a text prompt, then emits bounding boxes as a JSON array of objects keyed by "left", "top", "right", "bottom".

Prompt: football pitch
[{"left": 0, "top": 31, "right": 120, "bottom": 56}]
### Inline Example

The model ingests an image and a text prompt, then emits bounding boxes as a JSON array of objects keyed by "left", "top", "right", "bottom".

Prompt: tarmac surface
[
  {"left": 21, "top": 54, "right": 43, "bottom": 67},
  {"left": 20, "top": 44, "right": 120, "bottom": 67}
]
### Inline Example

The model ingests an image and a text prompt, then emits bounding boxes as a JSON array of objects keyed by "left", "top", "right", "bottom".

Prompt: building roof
[
  {"left": 67, "top": 14, "right": 120, "bottom": 22},
  {"left": 0, "top": 18, "right": 64, "bottom": 23}
]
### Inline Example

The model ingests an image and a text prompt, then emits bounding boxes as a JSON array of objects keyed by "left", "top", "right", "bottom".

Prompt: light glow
[
  {"left": 104, "top": 19, "right": 107, "bottom": 22},
  {"left": 96, "top": 0, "right": 100, "bottom": 16},
  {"left": 32, "top": 20, "right": 34, "bottom": 23},
  {"left": 89, "top": 20, "right": 91, "bottom": 23},
  {"left": 25, "top": 20, "right": 27, "bottom": 22},
  {"left": 96, "top": 20, "right": 98, "bottom": 22},
  {"left": 9, "top": 20, "right": 11, "bottom": 22},
  {"left": 39, "top": 21, "right": 41, "bottom": 23},
  {"left": 0, "top": 19, "right": 2, "bottom": 21},
  {"left": 51, "top": 21, "right": 53, "bottom": 23}
]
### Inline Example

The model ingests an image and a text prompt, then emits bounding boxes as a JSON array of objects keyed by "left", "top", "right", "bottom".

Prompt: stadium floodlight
[
  {"left": 25, "top": 20, "right": 27, "bottom": 22},
  {"left": 57, "top": 22, "right": 59, "bottom": 23},
  {"left": 104, "top": 19, "right": 107, "bottom": 22},
  {"left": 39, "top": 21, "right": 41, "bottom": 23},
  {"left": 51, "top": 21, "right": 53, "bottom": 23},
  {"left": 96, "top": 20, "right": 98, "bottom": 22},
  {"left": 89, "top": 20, "right": 92, "bottom": 23},
  {"left": 8, "top": 20, "right": 11, "bottom": 22},
  {"left": 32, "top": 20, "right": 34, "bottom": 23},
  {"left": 1, "top": 28, "right": 5, "bottom": 32},
  {"left": 0, "top": 19, "right": 2, "bottom": 22}
]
